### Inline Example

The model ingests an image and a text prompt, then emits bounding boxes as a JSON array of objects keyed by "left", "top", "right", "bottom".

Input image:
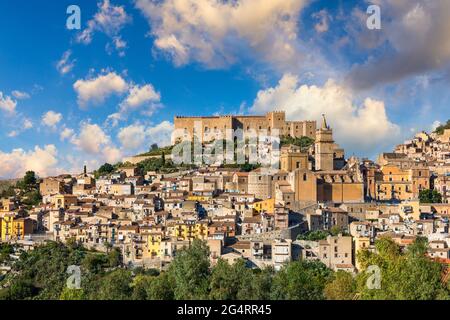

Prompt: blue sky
[{"left": 0, "top": 0, "right": 449, "bottom": 178}]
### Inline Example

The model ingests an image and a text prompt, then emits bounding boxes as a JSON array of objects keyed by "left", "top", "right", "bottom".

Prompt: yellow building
[
  {"left": 367, "top": 164, "right": 430, "bottom": 201},
  {"left": 143, "top": 232, "right": 163, "bottom": 258},
  {"left": 187, "top": 195, "right": 210, "bottom": 202},
  {"left": 1, "top": 215, "right": 33, "bottom": 241},
  {"left": 171, "top": 220, "right": 209, "bottom": 241},
  {"left": 253, "top": 198, "right": 275, "bottom": 213}
]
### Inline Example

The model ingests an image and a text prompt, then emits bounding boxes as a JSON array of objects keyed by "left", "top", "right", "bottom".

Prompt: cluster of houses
[{"left": 1, "top": 116, "right": 450, "bottom": 273}]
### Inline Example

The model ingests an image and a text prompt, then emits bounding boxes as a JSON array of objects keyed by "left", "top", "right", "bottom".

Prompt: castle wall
[{"left": 174, "top": 111, "right": 316, "bottom": 143}]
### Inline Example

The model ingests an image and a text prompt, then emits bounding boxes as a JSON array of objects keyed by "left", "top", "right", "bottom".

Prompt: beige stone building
[
  {"left": 318, "top": 235, "right": 354, "bottom": 271},
  {"left": 173, "top": 111, "right": 316, "bottom": 143},
  {"left": 366, "top": 164, "right": 430, "bottom": 201}
]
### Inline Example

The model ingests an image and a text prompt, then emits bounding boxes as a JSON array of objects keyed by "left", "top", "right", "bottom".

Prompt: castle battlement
[{"left": 173, "top": 110, "right": 317, "bottom": 144}]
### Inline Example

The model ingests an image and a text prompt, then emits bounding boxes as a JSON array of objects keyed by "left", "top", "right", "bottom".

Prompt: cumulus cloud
[
  {"left": 135, "top": 0, "right": 309, "bottom": 70},
  {"left": 12, "top": 90, "right": 30, "bottom": 100},
  {"left": 146, "top": 121, "right": 174, "bottom": 147},
  {"left": 42, "top": 111, "right": 63, "bottom": 127},
  {"left": 6, "top": 119, "right": 33, "bottom": 138},
  {"left": 70, "top": 123, "right": 110, "bottom": 154},
  {"left": 77, "top": 0, "right": 131, "bottom": 55},
  {"left": 23, "top": 119, "right": 33, "bottom": 129},
  {"left": 0, "top": 92, "right": 17, "bottom": 114},
  {"left": 7, "top": 131, "right": 18, "bottom": 138},
  {"left": 106, "top": 83, "right": 163, "bottom": 126},
  {"left": 250, "top": 74, "right": 400, "bottom": 155},
  {"left": 120, "top": 84, "right": 161, "bottom": 113},
  {"left": 118, "top": 121, "right": 174, "bottom": 151},
  {"left": 0, "top": 145, "right": 59, "bottom": 179},
  {"left": 118, "top": 124, "right": 147, "bottom": 150},
  {"left": 60, "top": 127, "right": 75, "bottom": 141},
  {"left": 69, "top": 122, "right": 124, "bottom": 164},
  {"left": 56, "top": 50, "right": 76, "bottom": 75},
  {"left": 346, "top": 0, "right": 450, "bottom": 89},
  {"left": 73, "top": 71, "right": 128, "bottom": 107}
]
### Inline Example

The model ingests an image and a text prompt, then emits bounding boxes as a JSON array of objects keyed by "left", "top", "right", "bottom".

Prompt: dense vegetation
[
  {"left": 1, "top": 238, "right": 448, "bottom": 300},
  {"left": 297, "top": 227, "right": 348, "bottom": 241},
  {"left": 280, "top": 136, "right": 315, "bottom": 151},
  {"left": 434, "top": 120, "right": 450, "bottom": 135},
  {"left": 419, "top": 189, "right": 443, "bottom": 204},
  {"left": 138, "top": 144, "right": 175, "bottom": 157},
  {"left": 0, "top": 171, "right": 41, "bottom": 208}
]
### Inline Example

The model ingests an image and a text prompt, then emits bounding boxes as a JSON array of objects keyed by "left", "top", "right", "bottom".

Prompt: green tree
[
  {"left": 237, "top": 268, "right": 274, "bottom": 300},
  {"left": 107, "top": 248, "right": 122, "bottom": 268},
  {"left": 60, "top": 287, "right": 85, "bottom": 300},
  {"left": 271, "top": 261, "right": 332, "bottom": 300},
  {"left": 324, "top": 271, "right": 356, "bottom": 300},
  {"left": 297, "top": 230, "right": 330, "bottom": 241},
  {"left": 356, "top": 238, "right": 450, "bottom": 300},
  {"left": 280, "top": 136, "right": 315, "bottom": 150},
  {"left": 95, "top": 163, "right": 115, "bottom": 178},
  {"left": 96, "top": 269, "right": 133, "bottom": 300},
  {"left": 82, "top": 253, "right": 108, "bottom": 273},
  {"left": 2, "top": 242, "right": 85, "bottom": 300},
  {"left": 209, "top": 259, "right": 251, "bottom": 300},
  {"left": 419, "top": 189, "right": 442, "bottom": 204},
  {"left": 168, "top": 240, "right": 211, "bottom": 300},
  {"left": 23, "top": 171, "right": 37, "bottom": 188}
]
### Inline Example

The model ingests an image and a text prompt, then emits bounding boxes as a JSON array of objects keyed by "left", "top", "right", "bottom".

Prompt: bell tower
[{"left": 315, "top": 114, "right": 334, "bottom": 171}]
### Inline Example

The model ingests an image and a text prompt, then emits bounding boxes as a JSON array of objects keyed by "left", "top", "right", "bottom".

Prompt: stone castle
[{"left": 173, "top": 111, "right": 316, "bottom": 143}]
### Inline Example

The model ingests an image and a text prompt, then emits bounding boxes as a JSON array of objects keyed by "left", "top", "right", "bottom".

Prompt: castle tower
[{"left": 315, "top": 114, "right": 334, "bottom": 171}]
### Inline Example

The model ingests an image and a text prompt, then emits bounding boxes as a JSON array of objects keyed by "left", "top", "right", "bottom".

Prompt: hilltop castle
[{"left": 173, "top": 111, "right": 316, "bottom": 144}]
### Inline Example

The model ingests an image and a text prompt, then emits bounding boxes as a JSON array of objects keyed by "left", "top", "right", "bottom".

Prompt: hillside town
[{"left": 1, "top": 111, "right": 450, "bottom": 276}]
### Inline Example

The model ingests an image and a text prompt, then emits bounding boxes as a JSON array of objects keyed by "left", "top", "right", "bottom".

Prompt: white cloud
[
  {"left": 12, "top": 90, "right": 30, "bottom": 100},
  {"left": 0, "top": 145, "right": 59, "bottom": 179},
  {"left": 77, "top": 0, "right": 131, "bottom": 55},
  {"left": 135, "top": 0, "right": 309, "bottom": 70},
  {"left": 146, "top": 121, "right": 174, "bottom": 148},
  {"left": 106, "top": 83, "right": 163, "bottom": 125},
  {"left": 118, "top": 121, "right": 174, "bottom": 151},
  {"left": 250, "top": 74, "right": 400, "bottom": 155},
  {"left": 120, "top": 84, "right": 161, "bottom": 112},
  {"left": 73, "top": 71, "right": 128, "bottom": 107},
  {"left": 56, "top": 50, "right": 76, "bottom": 75},
  {"left": 70, "top": 122, "right": 123, "bottom": 165},
  {"left": 347, "top": 0, "right": 450, "bottom": 89},
  {"left": 42, "top": 111, "right": 63, "bottom": 127},
  {"left": 70, "top": 123, "right": 110, "bottom": 154},
  {"left": 6, "top": 118, "right": 33, "bottom": 138},
  {"left": 103, "top": 145, "right": 123, "bottom": 164},
  {"left": 8, "top": 130, "right": 18, "bottom": 138},
  {"left": 60, "top": 127, "right": 75, "bottom": 141},
  {"left": 23, "top": 118, "right": 33, "bottom": 129},
  {"left": 118, "top": 124, "right": 147, "bottom": 150},
  {"left": 0, "top": 92, "right": 17, "bottom": 114},
  {"left": 430, "top": 120, "right": 441, "bottom": 132}
]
